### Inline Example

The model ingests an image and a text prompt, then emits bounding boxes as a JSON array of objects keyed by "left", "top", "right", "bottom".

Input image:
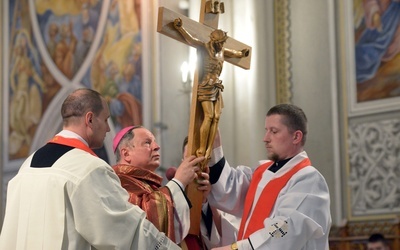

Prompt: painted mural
[
  {"left": 6, "top": 0, "right": 143, "bottom": 161},
  {"left": 354, "top": 0, "right": 400, "bottom": 102}
]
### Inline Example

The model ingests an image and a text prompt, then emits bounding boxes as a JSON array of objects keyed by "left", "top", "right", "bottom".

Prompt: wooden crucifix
[{"left": 157, "top": 0, "right": 251, "bottom": 237}]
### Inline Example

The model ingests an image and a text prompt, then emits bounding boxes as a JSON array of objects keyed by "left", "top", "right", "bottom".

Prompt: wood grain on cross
[{"left": 157, "top": 0, "right": 251, "bottom": 236}]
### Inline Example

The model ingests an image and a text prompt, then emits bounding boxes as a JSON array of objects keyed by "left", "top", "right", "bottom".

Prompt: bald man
[{"left": 0, "top": 88, "right": 179, "bottom": 250}]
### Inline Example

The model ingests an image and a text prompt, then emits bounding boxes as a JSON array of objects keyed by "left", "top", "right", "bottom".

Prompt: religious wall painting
[
  {"left": 346, "top": 0, "right": 400, "bottom": 116},
  {"left": 3, "top": 0, "right": 144, "bottom": 165},
  {"left": 90, "top": 0, "right": 143, "bottom": 132},
  {"left": 7, "top": 0, "right": 60, "bottom": 160},
  {"left": 338, "top": 0, "right": 400, "bottom": 221},
  {"left": 35, "top": 1, "right": 102, "bottom": 80}
]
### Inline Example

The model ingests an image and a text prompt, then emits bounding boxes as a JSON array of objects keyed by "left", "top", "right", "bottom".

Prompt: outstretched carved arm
[
  {"left": 224, "top": 47, "right": 250, "bottom": 58},
  {"left": 173, "top": 18, "right": 204, "bottom": 47}
]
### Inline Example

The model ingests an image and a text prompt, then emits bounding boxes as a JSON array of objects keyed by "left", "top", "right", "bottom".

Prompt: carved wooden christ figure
[
  {"left": 157, "top": 3, "right": 252, "bottom": 236},
  {"left": 173, "top": 17, "right": 249, "bottom": 163}
]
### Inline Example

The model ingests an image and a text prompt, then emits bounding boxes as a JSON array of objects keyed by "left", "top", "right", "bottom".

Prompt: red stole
[
  {"left": 112, "top": 164, "right": 176, "bottom": 242},
  {"left": 49, "top": 135, "right": 97, "bottom": 156},
  {"left": 238, "top": 158, "right": 311, "bottom": 240}
]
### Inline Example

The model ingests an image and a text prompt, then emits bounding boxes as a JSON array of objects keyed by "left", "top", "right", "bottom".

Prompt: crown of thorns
[{"left": 210, "top": 29, "right": 228, "bottom": 42}]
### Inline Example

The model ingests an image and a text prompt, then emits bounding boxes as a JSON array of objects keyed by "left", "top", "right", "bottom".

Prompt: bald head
[
  {"left": 61, "top": 88, "right": 110, "bottom": 149},
  {"left": 61, "top": 88, "right": 104, "bottom": 126}
]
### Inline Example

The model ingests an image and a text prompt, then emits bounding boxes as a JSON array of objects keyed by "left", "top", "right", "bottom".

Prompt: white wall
[
  {"left": 156, "top": 0, "right": 192, "bottom": 172},
  {"left": 289, "top": 0, "right": 342, "bottom": 223}
]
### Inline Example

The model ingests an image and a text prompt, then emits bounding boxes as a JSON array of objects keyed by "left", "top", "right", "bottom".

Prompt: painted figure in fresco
[
  {"left": 47, "top": 22, "right": 59, "bottom": 59},
  {"left": 91, "top": 33, "right": 109, "bottom": 93},
  {"left": 90, "top": 0, "right": 143, "bottom": 131},
  {"left": 91, "top": 31, "right": 142, "bottom": 132},
  {"left": 75, "top": 25, "right": 94, "bottom": 69},
  {"left": 173, "top": 17, "right": 249, "bottom": 161},
  {"left": 113, "top": 59, "right": 142, "bottom": 128},
  {"left": 54, "top": 21, "right": 77, "bottom": 79},
  {"left": 355, "top": 0, "right": 400, "bottom": 83},
  {"left": 103, "top": 59, "right": 142, "bottom": 129},
  {"left": 9, "top": 31, "right": 47, "bottom": 155},
  {"left": 120, "top": 61, "right": 142, "bottom": 101}
]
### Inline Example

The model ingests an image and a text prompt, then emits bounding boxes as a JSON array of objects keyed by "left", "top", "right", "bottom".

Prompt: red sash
[
  {"left": 238, "top": 158, "right": 311, "bottom": 239},
  {"left": 49, "top": 135, "right": 97, "bottom": 157}
]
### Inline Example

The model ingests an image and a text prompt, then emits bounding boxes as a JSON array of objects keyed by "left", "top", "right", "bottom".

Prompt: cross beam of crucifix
[{"left": 157, "top": 0, "right": 251, "bottom": 237}]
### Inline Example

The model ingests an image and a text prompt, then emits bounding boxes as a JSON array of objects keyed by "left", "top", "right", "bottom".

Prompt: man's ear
[
  {"left": 86, "top": 112, "right": 94, "bottom": 126},
  {"left": 121, "top": 147, "right": 132, "bottom": 162},
  {"left": 122, "top": 147, "right": 129, "bottom": 157},
  {"left": 293, "top": 131, "right": 303, "bottom": 143}
]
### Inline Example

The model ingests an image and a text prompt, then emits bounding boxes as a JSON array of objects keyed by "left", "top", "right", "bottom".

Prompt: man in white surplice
[
  {"left": 0, "top": 88, "right": 180, "bottom": 250},
  {"left": 208, "top": 104, "right": 331, "bottom": 250}
]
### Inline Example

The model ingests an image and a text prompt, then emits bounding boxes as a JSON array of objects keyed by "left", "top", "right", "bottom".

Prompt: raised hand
[
  {"left": 196, "top": 171, "right": 211, "bottom": 203},
  {"left": 174, "top": 155, "right": 205, "bottom": 187}
]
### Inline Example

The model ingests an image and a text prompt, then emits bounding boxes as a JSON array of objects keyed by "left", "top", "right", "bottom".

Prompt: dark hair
[
  {"left": 182, "top": 136, "right": 188, "bottom": 155},
  {"left": 61, "top": 88, "right": 104, "bottom": 121},
  {"left": 368, "top": 233, "right": 388, "bottom": 245},
  {"left": 267, "top": 103, "right": 308, "bottom": 145}
]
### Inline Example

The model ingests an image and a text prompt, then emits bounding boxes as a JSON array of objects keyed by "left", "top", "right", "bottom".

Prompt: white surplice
[
  {"left": 200, "top": 204, "right": 241, "bottom": 249},
  {"left": 0, "top": 131, "right": 179, "bottom": 250},
  {"left": 208, "top": 149, "right": 331, "bottom": 250}
]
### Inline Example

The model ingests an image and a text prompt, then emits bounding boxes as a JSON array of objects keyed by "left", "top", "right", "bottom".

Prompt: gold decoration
[{"left": 274, "top": 0, "right": 292, "bottom": 104}]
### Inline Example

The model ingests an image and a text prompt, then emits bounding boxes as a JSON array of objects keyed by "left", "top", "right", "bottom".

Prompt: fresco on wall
[
  {"left": 354, "top": 0, "right": 400, "bottom": 102},
  {"left": 7, "top": 0, "right": 58, "bottom": 159},
  {"left": 36, "top": 1, "right": 101, "bottom": 80},
  {"left": 90, "top": 0, "right": 143, "bottom": 131},
  {"left": 5, "top": 0, "right": 143, "bottom": 162}
]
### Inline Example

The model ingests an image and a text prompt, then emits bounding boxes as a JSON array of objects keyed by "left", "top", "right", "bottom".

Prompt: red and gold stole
[
  {"left": 238, "top": 158, "right": 311, "bottom": 240},
  {"left": 112, "top": 164, "right": 176, "bottom": 242}
]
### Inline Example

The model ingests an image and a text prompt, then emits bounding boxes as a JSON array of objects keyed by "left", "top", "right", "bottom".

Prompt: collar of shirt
[
  {"left": 269, "top": 158, "right": 292, "bottom": 173},
  {"left": 57, "top": 130, "right": 89, "bottom": 147}
]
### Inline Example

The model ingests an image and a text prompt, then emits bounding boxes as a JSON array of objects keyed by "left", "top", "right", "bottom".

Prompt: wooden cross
[{"left": 157, "top": 0, "right": 251, "bottom": 237}]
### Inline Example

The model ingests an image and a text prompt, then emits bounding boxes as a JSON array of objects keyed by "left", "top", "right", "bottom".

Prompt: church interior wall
[
  {"left": 335, "top": 0, "right": 400, "bottom": 225},
  {"left": 0, "top": 0, "right": 342, "bottom": 229},
  {"left": 0, "top": 0, "right": 3, "bottom": 228},
  {"left": 156, "top": 0, "right": 192, "bottom": 173},
  {"left": 161, "top": 0, "right": 346, "bottom": 226},
  {"left": 289, "top": 0, "right": 342, "bottom": 223},
  {"left": 1, "top": 0, "right": 399, "bottom": 236}
]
